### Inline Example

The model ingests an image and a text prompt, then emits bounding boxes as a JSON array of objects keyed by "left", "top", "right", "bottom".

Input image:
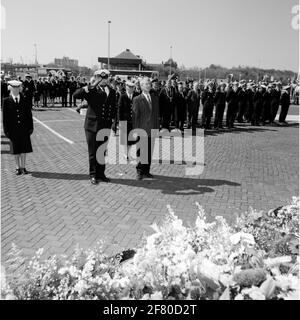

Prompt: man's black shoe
[
  {"left": 22, "top": 168, "right": 29, "bottom": 174},
  {"left": 98, "top": 176, "right": 110, "bottom": 183},
  {"left": 136, "top": 173, "right": 143, "bottom": 180},
  {"left": 15, "top": 168, "right": 22, "bottom": 175},
  {"left": 90, "top": 177, "right": 98, "bottom": 185},
  {"left": 144, "top": 172, "right": 153, "bottom": 178}
]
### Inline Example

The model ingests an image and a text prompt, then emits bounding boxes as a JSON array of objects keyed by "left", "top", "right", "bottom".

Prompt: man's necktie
[
  {"left": 147, "top": 94, "right": 152, "bottom": 110},
  {"left": 15, "top": 97, "right": 18, "bottom": 104}
]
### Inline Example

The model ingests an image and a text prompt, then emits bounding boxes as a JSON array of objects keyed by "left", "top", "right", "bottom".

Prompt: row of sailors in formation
[
  {"left": 1, "top": 73, "right": 90, "bottom": 107},
  {"left": 112, "top": 78, "right": 292, "bottom": 131},
  {"left": 150, "top": 79, "right": 292, "bottom": 130},
  {"left": 1, "top": 73, "right": 292, "bottom": 129}
]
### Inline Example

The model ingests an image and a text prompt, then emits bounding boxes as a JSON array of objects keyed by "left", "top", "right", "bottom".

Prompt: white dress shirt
[
  {"left": 142, "top": 92, "right": 151, "bottom": 104},
  {"left": 11, "top": 94, "right": 20, "bottom": 103}
]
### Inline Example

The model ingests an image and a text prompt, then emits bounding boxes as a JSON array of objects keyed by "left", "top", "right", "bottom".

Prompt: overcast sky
[{"left": 1, "top": 0, "right": 299, "bottom": 71}]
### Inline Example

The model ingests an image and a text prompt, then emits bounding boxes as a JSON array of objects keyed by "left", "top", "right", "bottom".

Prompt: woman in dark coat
[
  {"left": 118, "top": 80, "right": 139, "bottom": 161},
  {"left": 213, "top": 83, "right": 226, "bottom": 129},
  {"left": 2, "top": 80, "right": 34, "bottom": 175}
]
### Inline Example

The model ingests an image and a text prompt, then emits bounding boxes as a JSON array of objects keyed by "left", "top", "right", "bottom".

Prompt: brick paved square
[{"left": 1, "top": 108, "right": 299, "bottom": 264}]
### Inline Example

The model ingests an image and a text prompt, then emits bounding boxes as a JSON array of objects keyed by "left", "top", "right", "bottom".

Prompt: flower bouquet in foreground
[{"left": 1, "top": 198, "right": 299, "bottom": 300}]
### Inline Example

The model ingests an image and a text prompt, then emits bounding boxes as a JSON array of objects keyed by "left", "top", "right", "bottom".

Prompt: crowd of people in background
[
  {"left": 1, "top": 73, "right": 89, "bottom": 108},
  {"left": 1, "top": 72, "right": 298, "bottom": 133}
]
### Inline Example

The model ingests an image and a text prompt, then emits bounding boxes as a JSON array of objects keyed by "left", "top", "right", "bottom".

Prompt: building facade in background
[
  {"left": 98, "top": 49, "right": 160, "bottom": 78},
  {"left": 54, "top": 56, "right": 79, "bottom": 69}
]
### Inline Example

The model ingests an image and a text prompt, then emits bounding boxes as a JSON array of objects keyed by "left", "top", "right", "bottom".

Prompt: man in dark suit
[
  {"left": 201, "top": 81, "right": 214, "bottom": 129},
  {"left": 251, "top": 85, "right": 263, "bottom": 126},
  {"left": 60, "top": 76, "right": 69, "bottom": 108},
  {"left": 261, "top": 84, "right": 272, "bottom": 125},
  {"left": 174, "top": 81, "right": 187, "bottom": 131},
  {"left": 118, "top": 80, "right": 139, "bottom": 160},
  {"left": 186, "top": 81, "right": 201, "bottom": 131},
  {"left": 73, "top": 70, "right": 114, "bottom": 185},
  {"left": 213, "top": 82, "right": 226, "bottom": 129},
  {"left": 279, "top": 86, "right": 291, "bottom": 125},
  {"left": 132, "top": 77, "right": 160, "bottom": 180},
  {"left": 68, "top": 76, "right": 78, "bottom": 107},
  {"left": 22, "top": 74, "right": 35, "bottom": 108},
  {"left": 225, "top": 81, "right": 239, "bottom": 129},
  {"left": 1, "top": 75, "right": 10, "bottom": 106},
  {"left": 159, "top": 80, "right": 175, "bottom": 131},
  {"left": 2, "top": 80, "right": 34, "bottom": 175},
  {"left": 236, "top": 83, "right": 247, "bottom": 123},
  {"left": 269, "top": 82, "right": 281, "bottom": 124},
  {"left": 244, "top": 82, "right": 255, "bottom": 123}
]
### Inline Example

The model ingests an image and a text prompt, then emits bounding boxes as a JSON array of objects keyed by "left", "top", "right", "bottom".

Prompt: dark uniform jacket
[
  {"left": 73, "top": 86, "right": 116, "bottom": 133},
  {"left": 68, "top": 81, "right": 78, "bottom": 93},
  {"left": 132, "top": 93, "right": 160, "bottom": 136},
  {"left": 246, "top": 89, "right": 254, "bottom": 105},
  {"left": 271, "top": 89, "right": 281, "bottom": 106},
  {"left": 237, "top": 89, "right": 247, "bottom": 106},
  {"left": 22, "top": 80, "right": 35, "bottom": 101},
  {"left": 214, "top": 91, "right": 226, "bottom": 106},
  {"left": 253, "top": 91, "right": 263, "bottom": 107},
  {"left": 2, "top": 94, "right": 33, "bottom": 139},
  {"left": 186, "top": 90, "right": 201, "bottom": 110},
  {"left": 263, "top": 91, "right": 272, "bottom": 109},
  {"left": 59, "top": 80, "right": 69, "bottom": 95},
  {"left": 159, "top": 87, "right": 175, "bottom": 117},
  {"left": 280, "top": 91, "right": 290, "bottom": 107},
  {"left": 226, "top": 89, "right": 239, "bottom": 106},
  {"left": 201, "top": 90, "right": 214, "bottom": 115},
  {"left": 1, "top": 82, "right": 9, "bottom": 100},
  {"left": 174, "top": 91, "right": 187, "bottom": 117},
  {"left": 118, "top": 92, "right": 139, "bottom": 123}
]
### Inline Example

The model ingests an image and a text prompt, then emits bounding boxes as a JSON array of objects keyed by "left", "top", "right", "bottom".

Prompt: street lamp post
[
  {"left": 34, "top": 43, "right": 38, "bottom": 65},
  {"left": 170, "top": 45, "right": 172, "bottom": 76},
  {"left": 108, "top": 21, "right": 111, "bottom": 71}
]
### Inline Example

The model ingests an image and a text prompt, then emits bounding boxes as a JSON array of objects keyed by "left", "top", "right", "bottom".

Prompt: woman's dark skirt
[{"left": 9, "top": 130, "right": 33, "bottom": 155}]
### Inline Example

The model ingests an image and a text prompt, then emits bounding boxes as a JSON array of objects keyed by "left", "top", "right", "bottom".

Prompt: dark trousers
[
  {"left": 42, "top": 93, "right": 47, "bottom": 107},
  {"left": 214, "top": 104, "right": 225, "bottom": 128},
  {"left": 236, "top": 103, "right": 246, "bottom": 122},
  {"left": 188, "top": 105, "right": 200, "bottom": 129},
  {"left": 112, "top": 109, "right": 118, "bottom": 134},
  {"left": 69, "top": 92, "right": 76, "bottom": 107},
  {"left": 62, "top": 94, "right": 68, "bottom": 107},
  {"left": 279, "top": 104, "right": 290, "bottom": 122},
  {"left": 261, "top": 104, "right": 271, "bottom": 124},
  {"left": 201, "top": 105, "right": 213, "bottom": 129},
  {"left": 226, "top": 103, "right": 237, "bottom": 128},
  {"left": 136, "top": 137, "right": 154, "bottom": 175},
  {"left": 245, "top": 104, "right": 253, "bottom": 122},
  {"left": 251, "top": 103, "right": 262, "bottom": 125},
  {"left": 161, "top": 111, "right": 171, "bottom": 130},
  {"left": 270, "top": 103, "right": 279, "bottom": 122},
  {"left": 85, "top": 130, "right": 107, "bottom": 178},
  {"left": 176, "top": 112, "right": 186, "bottom": 130}
]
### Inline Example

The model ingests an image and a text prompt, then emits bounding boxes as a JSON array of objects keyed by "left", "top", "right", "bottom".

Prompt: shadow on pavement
[
  {"left": 31, "top": 172, "right": 87, "bottom": 180},
  {"left": 111, "top": 175, "right": 240, "bottom": 195},
  {"left": 30, "top": 171, "right": 240, "bottom": 196}
]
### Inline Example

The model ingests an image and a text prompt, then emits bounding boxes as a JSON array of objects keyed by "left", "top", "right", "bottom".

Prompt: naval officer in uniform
[
  {"left": 73, "top": 70, "right": 114, "bottom": 185},
  {"left": 2, "top": 80, "right": 34, "bottom": 175}
]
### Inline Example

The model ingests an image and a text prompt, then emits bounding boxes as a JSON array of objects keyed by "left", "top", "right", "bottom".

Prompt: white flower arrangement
[{"left": 1, "top": 198, "right": 299, "bottom": 300}]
